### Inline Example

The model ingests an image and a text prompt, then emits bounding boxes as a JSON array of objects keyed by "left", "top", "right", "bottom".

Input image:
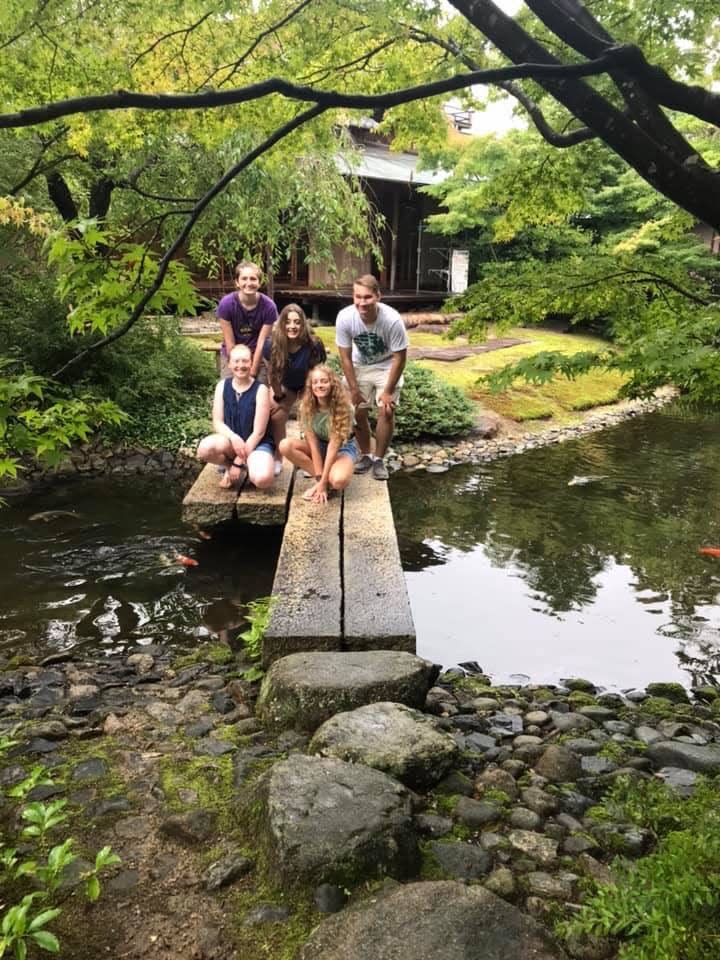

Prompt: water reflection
[
  {"left": 391, "top": 404, "right": 720, "bottom": 688},
  {"left": 0, "top": 477, "right": 281, "bottom": 658}
]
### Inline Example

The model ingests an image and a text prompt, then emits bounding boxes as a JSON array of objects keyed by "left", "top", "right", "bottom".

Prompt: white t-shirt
[{"left": 335, "top": 302, "right": 409, "bottom": 369}]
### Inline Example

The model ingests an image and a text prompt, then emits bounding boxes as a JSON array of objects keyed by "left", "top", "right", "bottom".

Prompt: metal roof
[{"left": 336, "top": 144, "right": 448, "bottom": 186}]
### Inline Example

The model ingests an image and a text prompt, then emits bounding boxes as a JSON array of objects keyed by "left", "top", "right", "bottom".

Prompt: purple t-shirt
[{"left": 216, "top": 292, "right": 277, "bottom": 354}]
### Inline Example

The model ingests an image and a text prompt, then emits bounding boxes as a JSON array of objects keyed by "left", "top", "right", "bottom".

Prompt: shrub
[
  {"left": 561, "top": 776, "right": 720, "bottom": 960},
  {"left": 325, "top": 357, "right": 474, "bottom": 441},
  {"left": 393, "top": 363, "right": 474, "bottom": 441}
]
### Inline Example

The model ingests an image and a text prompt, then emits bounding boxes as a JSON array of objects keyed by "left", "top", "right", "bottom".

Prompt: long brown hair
[
  {"left": 269, "top": 303, "right": 315, "bottom": 386},
  {"left": 299, "top": 365, "right": 353, "bottom": 444}
]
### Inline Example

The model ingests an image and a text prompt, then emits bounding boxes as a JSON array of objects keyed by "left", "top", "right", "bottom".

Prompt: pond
[
  {"left": 2, "top": 403, "right": 720, "bottom": 691},
  {"left": 0, "top": 476, "right": 281, "bottom": 660},
  {"left": 391, "top": 403, "right": 720, "bottom": 690}
]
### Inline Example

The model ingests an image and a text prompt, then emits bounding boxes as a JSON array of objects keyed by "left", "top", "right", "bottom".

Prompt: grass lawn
[{"left": 312, "top": 324, "right": 626, "bottom": 424}]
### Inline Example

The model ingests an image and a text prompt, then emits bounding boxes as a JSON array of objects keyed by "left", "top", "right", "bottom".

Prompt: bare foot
[{"left": 219, "top": 465, "right": 243, "bottom": 489}]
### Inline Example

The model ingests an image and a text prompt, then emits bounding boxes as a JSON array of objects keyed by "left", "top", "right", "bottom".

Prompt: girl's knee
[
  {"left": 196, "top": 437, "right": 214, "bottom": 461},
  {"left": 278, "top": 437, "right": 292, "bottom": 457},
  {"left": 251, "top": 472, "right": 274, "bottom": 490}
]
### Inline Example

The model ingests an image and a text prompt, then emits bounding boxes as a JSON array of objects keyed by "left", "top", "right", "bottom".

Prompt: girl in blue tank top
[{"left": 196, "top": 344, "right": 275, "bottom": 490}]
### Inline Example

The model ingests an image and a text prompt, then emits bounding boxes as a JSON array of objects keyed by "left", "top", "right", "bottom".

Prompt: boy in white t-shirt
[{"left": 335, "top": 275, "right": 408, "bottom": 481}]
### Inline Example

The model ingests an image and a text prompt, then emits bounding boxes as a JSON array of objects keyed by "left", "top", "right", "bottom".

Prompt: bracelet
[{"left": 232, "top": 460, "right": 244, "bottom": 467}]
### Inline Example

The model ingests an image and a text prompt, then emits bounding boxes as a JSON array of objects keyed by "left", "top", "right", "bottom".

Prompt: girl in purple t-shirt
[{"left": 216, "top": 260, "right": 277, "bottom": 379}]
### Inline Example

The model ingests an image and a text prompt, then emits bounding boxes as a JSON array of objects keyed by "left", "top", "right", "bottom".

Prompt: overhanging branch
[
  {"left": 51, "top": 103, "right": 326, "bottom": 380},
  {"left": 0, "top": 52, "right": 630, "bottom": 130}
]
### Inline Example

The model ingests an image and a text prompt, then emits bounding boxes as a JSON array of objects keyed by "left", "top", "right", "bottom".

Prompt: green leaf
[
  {"left": 27, "top": 910, "right": 61, "bottom": 933},
  {"left": 85, "top": 875, "right": 100, "bottom": 902},
  {"left": 29, "top": 931, "right": 59, "bottom": 954}
]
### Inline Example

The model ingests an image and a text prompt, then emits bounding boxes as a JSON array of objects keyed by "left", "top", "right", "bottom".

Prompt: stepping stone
[
  {"left": 256, "top": 651, "right": 437, "bottom": 733},
  {"left": 299, "top": 880, "right": 567, "bottom": 960},
  {"left": 309, "top": 701, "right": 458, "bottom": 789},
  {"left": 248, "top": 755, "right": 418, "bottom": 889}
]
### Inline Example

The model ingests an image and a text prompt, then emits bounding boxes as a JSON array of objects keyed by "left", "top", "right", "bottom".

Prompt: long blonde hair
[{"left": 299, "top": 365, "right": 353, "bottom": 444}]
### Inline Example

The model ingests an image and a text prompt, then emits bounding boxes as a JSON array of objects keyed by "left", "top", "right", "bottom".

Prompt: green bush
[
  {"left": 394, "top": 363, "right": 474, "bottom": 441},
  {"left": 325, "top": 357, "right": 474, "bottom": 441},
  {"left": 561, "top": 776, "right": 720, "bottom": 960}
]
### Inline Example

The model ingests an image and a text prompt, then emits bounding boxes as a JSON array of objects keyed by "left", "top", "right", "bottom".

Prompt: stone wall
[{"left": 5, "top": 440, "right": 201, "bottom": 496}]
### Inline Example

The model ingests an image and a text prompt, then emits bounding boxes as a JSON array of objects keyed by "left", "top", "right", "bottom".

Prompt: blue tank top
[
  {"left": 222, "top": 378, "right": 274, "bottom": 447},
  {"left": 284, "top": 343, "right": 314, "bottom": 390}
]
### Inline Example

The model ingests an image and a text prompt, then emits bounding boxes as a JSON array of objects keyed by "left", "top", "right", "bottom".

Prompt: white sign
[{"left": 450, "top": 249, "right": 470, "bottom": 293}]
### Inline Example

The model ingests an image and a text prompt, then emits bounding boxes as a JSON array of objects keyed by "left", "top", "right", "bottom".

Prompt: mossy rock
[
  {"left": 645, "top": 682, "right": 689, "bottom": 704},
  {"left": 567, "top": 691, "right": 597, "bottom": 707},
  {"left": 564, "top": 678, "right": 597, "bottom": 694}
]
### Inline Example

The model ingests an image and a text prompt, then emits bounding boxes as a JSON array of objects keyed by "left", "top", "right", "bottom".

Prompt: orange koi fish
[
  {"left": 698, "top": 547, "right": 720, "bottom": 559},
  {"left": 176, "top": 554, "right": 199, "bottom": 567}
]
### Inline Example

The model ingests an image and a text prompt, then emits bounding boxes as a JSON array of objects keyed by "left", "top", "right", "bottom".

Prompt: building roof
[{"left": 336, "top": 144, "right": 448, "bottom": 186}]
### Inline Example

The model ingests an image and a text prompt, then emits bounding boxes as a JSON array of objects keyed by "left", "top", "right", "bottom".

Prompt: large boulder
[
  {"left": 247, "top": 754, "right": 419, "bottom": 889},
  {"left": 256, "top": 651, "right": 437, "bottom": 732},
  {"left": 309, "top": 701, "right": 458, "bottom": 789},
  {"left": 299, "top": 881, "right": 567, "bottom": 960}
]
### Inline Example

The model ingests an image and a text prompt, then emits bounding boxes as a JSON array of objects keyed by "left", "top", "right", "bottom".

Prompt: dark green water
[
  {"left": 390, "top": 404, "right": 720, "bottom": 690},
  {"left": 0, "top": 477, "right": 281, "bottom": 660}
]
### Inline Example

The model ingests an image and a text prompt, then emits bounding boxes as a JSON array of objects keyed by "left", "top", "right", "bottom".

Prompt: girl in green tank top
[{"left": 278, "top": 365, "right": 360, "bottom": 504}]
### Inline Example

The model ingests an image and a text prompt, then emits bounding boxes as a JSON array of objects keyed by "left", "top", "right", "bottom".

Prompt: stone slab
[
  {"left": 262, "top": 474, "right": 343, "bottom": 665},
  {"left": 235, "top": 459, "right": 293, "bottom": 525},
  {"left": 342, "top": 475, "right": 415, "bottom": 652},
  {"left": 256, "top": 651, "right": 437, "bottom": 732},
  {"left": 181, "top": 462, "right": 239, "bottom": 526}
]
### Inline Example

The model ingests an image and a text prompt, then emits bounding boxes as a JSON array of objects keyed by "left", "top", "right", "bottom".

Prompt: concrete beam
[
  {"left": 342, "top": 476, "right": 416, "bottom": 654},
  {"left": 262, "top": 474, "right": 343, "bottom": 665},
  {"left": 182, "top": 460, "right": 293, "bottom": 528},
  {"left": 235, "top": 461, "right": 293, "bottom": 526},
  {"left": 181, "top": 462, "right": 238, "bottom": 526}
]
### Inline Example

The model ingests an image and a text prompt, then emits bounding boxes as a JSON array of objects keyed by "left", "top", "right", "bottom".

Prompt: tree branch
[
  {"left": 46, "top": 170, "right": 79, "bottom": 222},
  {"left": 117, "top": 182, "right": 201, "bottom": 204},
  {"left": 8, "top": 125, "right": 69, "bottom": 193},
  {"left": 495, "top": 80, "right": 595, "bottom": 146},
  {"left": 407, "top": 24, "right": 596, "bottom": 147},
  {"left": 523, "top": 0, "right": 703, "bottom": 166},
  {"left": 0, "top": 52, "right": 634, "bottom": 130},
  {"left": 448, "top": 0, "right": 720, "bottom": 231},
  {"left": 51, "top": 103, "right": 326, "bottom": 380},
  {"left": 130, "top": 11, "right": 214, "bottom": 68},
  {"left": 299, "top": 38, "right": 398, "bottom": 85},
  {"left": 199, "top": 0, "right": 315, "bottom": 90}
]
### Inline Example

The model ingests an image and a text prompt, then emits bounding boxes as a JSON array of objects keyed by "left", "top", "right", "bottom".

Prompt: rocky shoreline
[
  {"left": 2, "top": 388, "right": 675, "bottom": 495},
  {"left": 2, "top": 641, "right": 718, "bottom": 959},
  {"left": 389, "top": 391, "right": 676, "bottom": 473}
]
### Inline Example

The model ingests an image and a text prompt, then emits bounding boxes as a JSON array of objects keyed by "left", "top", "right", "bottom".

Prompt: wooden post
[{"left": 390, "top": 191, "right": 399, "bottom": 291}]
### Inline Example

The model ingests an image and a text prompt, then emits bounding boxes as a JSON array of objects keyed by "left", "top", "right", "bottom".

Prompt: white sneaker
[{"left": 274, "top": 458, "right": 283, "bottom": 477}]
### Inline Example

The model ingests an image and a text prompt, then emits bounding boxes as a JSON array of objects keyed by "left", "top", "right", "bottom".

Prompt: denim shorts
[
  {"left": 253, "top": 441, "right": 275, "bottom": 456},
  {"left": 318, "top": 436, "right": 360, "bottom": 463}
]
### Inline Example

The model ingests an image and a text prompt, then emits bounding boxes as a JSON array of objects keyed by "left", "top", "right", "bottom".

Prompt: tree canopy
[{"left": 1, "top": 0, "right": 720, "bottom": 473}]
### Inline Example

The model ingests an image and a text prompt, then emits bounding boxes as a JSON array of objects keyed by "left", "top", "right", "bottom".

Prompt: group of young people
[{"left": 196, "top": 261, "right": 408, "bottom": 505}]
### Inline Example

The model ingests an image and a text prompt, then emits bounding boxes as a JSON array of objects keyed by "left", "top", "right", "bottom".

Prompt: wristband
[{"left": 232, "top": 460, "right": 244, "bottom": 467}]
